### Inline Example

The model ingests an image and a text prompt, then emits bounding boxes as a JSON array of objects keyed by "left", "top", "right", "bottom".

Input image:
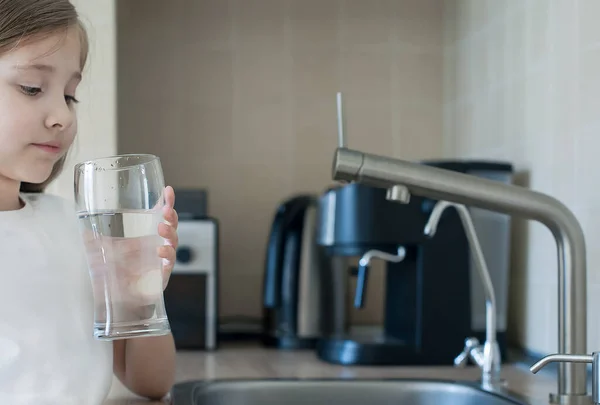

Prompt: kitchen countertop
[{"left": 103, "top": 343, "right": 561, "bottom": 405}]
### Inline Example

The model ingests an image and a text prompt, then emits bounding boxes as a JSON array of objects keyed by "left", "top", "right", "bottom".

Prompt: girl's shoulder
[
  {"left": 16, "top": 193, "right": 84, "bottom": 246},
  {"left": 19, "top": 193, "right": 80, "bottom": 228},
  {"left": 20, "top": 192, "right": 77, "bottom": 213}
]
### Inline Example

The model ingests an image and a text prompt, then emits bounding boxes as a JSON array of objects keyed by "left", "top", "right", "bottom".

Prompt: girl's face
[{"left": 0, "top": 26, "right": 82, "bottom": 187}]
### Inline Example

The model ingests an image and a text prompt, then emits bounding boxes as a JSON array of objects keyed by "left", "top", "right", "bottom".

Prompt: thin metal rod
[
  {"left": 336, "top": 92, "right": 345, "bottom": 148},
  {"left": 359, "top": 247, "right": 406, "bottom": 267}
]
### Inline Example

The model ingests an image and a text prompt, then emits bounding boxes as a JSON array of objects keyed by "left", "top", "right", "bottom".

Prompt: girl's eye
[
  {"left": 19, "top": 86, "right": 79, "bottom": 105},
  {"left": 65, "top": 95, "right": 79, "bottom": 105},
  {"left": 20, "top": 85, "right": 41, "bottom": 96}
]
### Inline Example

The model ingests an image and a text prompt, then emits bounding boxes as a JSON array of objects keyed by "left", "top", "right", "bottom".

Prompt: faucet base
[
  {"left": 481, "top": 374, "right": 507, "bottom": 391},
  {"left": 549, "top": 393, "right": 592, "bottom": 405}
]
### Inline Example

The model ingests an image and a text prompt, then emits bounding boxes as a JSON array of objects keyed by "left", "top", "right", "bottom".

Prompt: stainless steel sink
[{"left": 170, "top": 378, "right": 531, "bottom": 405}]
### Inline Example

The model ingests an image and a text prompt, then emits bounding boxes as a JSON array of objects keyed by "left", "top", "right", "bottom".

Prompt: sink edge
[{"left": 169, "top": 377, "right": 535, "bottom": 405}]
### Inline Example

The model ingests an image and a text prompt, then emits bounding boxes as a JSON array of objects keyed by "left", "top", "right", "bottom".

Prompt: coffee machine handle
[
  {"left": 263, "top": 208, "right": 286, "bottom": 308},
  {"left": 354, "top": 248, "right": 407, "bottom": 309},
  {"left": 263, "top": 195, "right": 316, "bottom": 308}
]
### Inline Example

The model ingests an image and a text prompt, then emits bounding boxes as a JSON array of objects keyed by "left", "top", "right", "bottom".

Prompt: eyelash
[{"left": 19, "top": 85, "right": 80, "bottom": 105}]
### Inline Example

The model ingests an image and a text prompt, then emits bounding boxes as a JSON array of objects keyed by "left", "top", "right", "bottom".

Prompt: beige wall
[
  {"left": 46, "top": 0, "right": 118, "bottom": 200},
  {"left": 443, "top": 1, "right": 599, "bottom": 354},
  {"left": 117, "top": 0, "right": 444, "bottom": 323},
  {"left": 44, "top": 0, "right": 599, "bottom": 356}
]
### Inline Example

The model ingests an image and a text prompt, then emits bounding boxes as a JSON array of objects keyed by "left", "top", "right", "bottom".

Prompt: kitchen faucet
[
  {"left": 531, "top": 353, "right": 600, "bottom": 405},
  {"left": 423, "top": 200, "right": 502, "bottom": 390},
  {"left": 330, "top": 144, "right": 587, "bottom": 405}
]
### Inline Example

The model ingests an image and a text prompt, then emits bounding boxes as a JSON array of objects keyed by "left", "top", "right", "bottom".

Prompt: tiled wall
[
  {"left": 443, "top": 0, "right": 599, "bottom": 354},
  {"left": 47, "top": 0, "right": 117, "bottom": 199},
  {"left": 47, "top": 0, "right": 600, "bottom": 355},
  {"left": 117, "top": 0, "right": 443, "bottom": 323}
]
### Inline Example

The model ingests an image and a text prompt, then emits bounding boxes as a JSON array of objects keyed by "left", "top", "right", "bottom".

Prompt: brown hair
[{"left": 0, "top": 0, "right": 89, "bottom": 193}]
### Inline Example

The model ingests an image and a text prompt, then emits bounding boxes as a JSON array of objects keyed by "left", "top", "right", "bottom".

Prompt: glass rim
[{"left": 74, "top": 153, "right": 160, "bottom": 172}]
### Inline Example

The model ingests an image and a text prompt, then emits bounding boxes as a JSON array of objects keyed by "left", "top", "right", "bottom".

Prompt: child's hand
[{"left": 157, "top": 186, "right": 179, "bottom": 290}]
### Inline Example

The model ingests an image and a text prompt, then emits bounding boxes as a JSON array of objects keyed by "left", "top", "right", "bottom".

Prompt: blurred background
[{"left": 48, "top": 0, "right": 600, "bottom": 360}]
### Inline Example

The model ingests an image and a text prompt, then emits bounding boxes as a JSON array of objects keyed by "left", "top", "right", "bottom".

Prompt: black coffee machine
[{"left": 315, "top": 160, "right": 513, "bottom": 366}]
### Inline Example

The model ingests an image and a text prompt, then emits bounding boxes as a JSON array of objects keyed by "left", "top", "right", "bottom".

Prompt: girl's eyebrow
[{"left": 13, "top": 63, "right": 82, "bottom": 80}]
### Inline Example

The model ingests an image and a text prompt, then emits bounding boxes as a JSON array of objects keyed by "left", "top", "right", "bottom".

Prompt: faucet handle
[
  {"left": 530, "top": 353, "right": 598, "bottom": 404},
  {"left": 454, "top": 337, "right": 482, "bottom": 367}
]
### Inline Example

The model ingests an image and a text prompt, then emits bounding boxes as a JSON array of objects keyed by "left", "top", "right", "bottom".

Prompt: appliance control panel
[{"left": 172, "top": 220, "right": 217, "bottom": 275}]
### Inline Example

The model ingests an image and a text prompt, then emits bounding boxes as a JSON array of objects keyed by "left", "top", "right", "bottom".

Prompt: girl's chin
[{"left": 20, "top": 164, "right": 56, "bottom": 185}]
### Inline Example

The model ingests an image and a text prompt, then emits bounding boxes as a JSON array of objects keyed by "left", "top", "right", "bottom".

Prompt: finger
[
  {"left": 158, "top": 222, "right": 178, "bottom": 248},
  {"left": 157, "top": 245, "right": 176, "bottom": 290},
  {"left": 151, "top": 187, "right": 169, "bottom": 211},
  {"left": 162, "top": 264, "right": 173, "bottom": 290},
  {"left": 164, "top": 186, "right": 175, "bottom": 208},
  {"left": 158, "top": 246, "right": 175, "bottom": 277},
  {"left": 157, "top": 244, "right": 175, "bottom": 262},
  {"left": 162, "top": 206, "right": 179, "bottom": 229}
]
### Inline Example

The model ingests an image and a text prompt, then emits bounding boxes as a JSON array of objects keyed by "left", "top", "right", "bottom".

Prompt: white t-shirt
[{"left": 0, "top": 192, "right": 113, "bottom": 405}]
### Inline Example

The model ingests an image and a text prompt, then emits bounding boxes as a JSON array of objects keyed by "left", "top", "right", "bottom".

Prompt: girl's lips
[{"left": 32, "top": 143, "right": 61, "bottom": 153}]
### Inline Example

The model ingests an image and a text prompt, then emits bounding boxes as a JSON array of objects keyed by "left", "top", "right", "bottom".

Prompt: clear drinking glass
[{"left": 74, "top": 154, "right": 171, "bottom": 340}]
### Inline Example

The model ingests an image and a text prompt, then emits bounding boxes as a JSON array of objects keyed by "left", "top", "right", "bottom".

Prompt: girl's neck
[{"left": 0, "top": 176, "right": 23, "bottom": 211}]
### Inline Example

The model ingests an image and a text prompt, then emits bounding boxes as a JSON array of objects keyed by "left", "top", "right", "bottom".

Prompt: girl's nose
[{"left": 44, "top": 98, "right": 74, "bottom": 130}]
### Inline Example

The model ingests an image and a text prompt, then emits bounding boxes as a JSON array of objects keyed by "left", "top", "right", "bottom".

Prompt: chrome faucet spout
[
  {"left": 424, "top": 200, "right": 501, "bottom": 388},
  {"left": 332, "top": 147, "right": 588, "bottom": 404},
  {"left": 424, "top": 201, "right": 497, "bottom": 344}
]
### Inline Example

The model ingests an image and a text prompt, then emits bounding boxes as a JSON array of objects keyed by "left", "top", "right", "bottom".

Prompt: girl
[{"left": 0, "top": 0, "right": 178, "bottom": 403}]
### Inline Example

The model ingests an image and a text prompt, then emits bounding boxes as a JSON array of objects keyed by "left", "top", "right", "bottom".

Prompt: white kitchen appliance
[{"left": 163, "top": 189, "right": 219, "bottom": 350}]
